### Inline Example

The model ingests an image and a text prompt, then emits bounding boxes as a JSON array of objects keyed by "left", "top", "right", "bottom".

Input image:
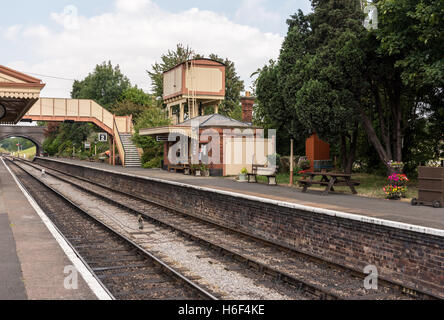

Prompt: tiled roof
[{"left": 178, "top": 114, "right": 252, "bottom": 128}]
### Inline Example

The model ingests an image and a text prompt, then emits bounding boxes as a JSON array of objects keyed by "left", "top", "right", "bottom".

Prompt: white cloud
[
  {"left": 4, "top": 0, "right": 283, "bottom": 98},
  {"left": 22, "top": 25, "right": 51, "bottom": 39},
  {"left": 2, "top": 25, "right": 23, "bottom": 40},
  {"left": 115, "top": 0, "right": 152, "bottom": 13}
]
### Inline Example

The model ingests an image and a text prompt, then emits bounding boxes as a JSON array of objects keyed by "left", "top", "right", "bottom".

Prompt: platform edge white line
[{"left": 1, "top": 157, "right": 112, "bottom": 301}]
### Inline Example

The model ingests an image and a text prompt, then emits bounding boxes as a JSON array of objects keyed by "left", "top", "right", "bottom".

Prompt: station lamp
[{"left": 0, "top": 103, "right": 6, "bottom": 120}]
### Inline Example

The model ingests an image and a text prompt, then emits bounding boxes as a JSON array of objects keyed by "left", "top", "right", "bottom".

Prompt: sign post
[{"left": 98, "top": 133, "right": 108, "bottom": 142}]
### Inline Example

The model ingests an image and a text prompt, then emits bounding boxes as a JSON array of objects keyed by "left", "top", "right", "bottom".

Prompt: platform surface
[
  {"left": 43, "top": 158, "right": 444, "bottom": 231},
  {"left": 0, "top": 160, "right": 97, "bottom": 300}
]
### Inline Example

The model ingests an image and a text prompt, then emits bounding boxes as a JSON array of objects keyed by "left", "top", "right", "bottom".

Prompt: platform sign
[
  {"left": 98, "top": 133, "right": 108, "bottom": 142},
  {"left": 156, "top": 136, "right": 169, "bottom": 142}
]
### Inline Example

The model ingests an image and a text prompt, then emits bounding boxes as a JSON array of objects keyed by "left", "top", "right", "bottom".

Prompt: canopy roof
[
  {"left": 140, "top": 114, "right": 255, "bottom": 137},
  {"left": 179, "top": 114, "right": 251, "bottom": 128},
  {"left": 0, "top": 65, "right": 45, "bottom": 123}
]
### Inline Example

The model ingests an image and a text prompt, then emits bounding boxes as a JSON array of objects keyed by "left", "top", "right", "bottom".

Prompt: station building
[{"left": 140, "top": 59, "right": 275, "bottom": 176}]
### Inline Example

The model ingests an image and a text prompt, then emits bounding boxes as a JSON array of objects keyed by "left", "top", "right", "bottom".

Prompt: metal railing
[{"left": 113, "top": 118, "right": 126, "bottom": 166}]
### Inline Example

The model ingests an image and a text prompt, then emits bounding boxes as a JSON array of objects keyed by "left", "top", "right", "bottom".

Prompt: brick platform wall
[{"left": 35, "top": 158, "right": 444, "bottom": 298}]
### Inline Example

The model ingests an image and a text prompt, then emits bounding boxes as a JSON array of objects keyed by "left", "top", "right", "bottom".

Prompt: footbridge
[
  {"left": 22, "top": 98, "right": 141, "bottom": 167},
  {"left": 0, "top": 65, "right": 140, "bottom": 167}
]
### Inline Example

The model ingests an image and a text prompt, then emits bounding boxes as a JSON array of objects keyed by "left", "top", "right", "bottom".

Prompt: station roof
[
  {"left": 179, "top": 114, "right": 251, "bottom": 128},
  {"left": 0, "top": 65, "right": 45, "bottom": 124},
  {"left": 139, "top": 114, "right": 256, "bottom": 137},
  {"left": 163, "top": 58, "right": 226, "bottom": 74}
]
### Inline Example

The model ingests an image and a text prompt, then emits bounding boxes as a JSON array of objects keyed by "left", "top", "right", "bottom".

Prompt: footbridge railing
[
  {"left": 113, "top": 118, "right": 126, "bottom": 166},
  {"left": 22, "top": 98, "right": 134, "bottom": 164}
]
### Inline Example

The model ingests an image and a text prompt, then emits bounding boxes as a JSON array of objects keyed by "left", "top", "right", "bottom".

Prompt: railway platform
[
  {"left": 0, "top": 159, "right": 98, "bottom": 300},
  {"left": 7, "top": 157, "right": 444, "bottom": 298},
  {"left": 45, "top": 158, "right": 444, "bottom": 231}
]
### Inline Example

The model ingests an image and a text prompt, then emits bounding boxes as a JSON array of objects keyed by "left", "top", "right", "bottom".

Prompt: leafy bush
[
  {"left": 298, "top": 158, "right": 311, "bottom": 170},
  {"left": 142, "top": 157, "right": 162, "bottom": 169},
  {"left": 133, "top": 107, "right": 170, "bottom": 169}
]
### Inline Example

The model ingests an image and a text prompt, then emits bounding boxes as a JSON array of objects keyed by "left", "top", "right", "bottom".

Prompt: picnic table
[{"left": 298, "top": 172, "right": 360, "bottom": 195}]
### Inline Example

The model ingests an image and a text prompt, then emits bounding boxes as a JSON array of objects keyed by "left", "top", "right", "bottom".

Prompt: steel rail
[
  {"left": 5, "top": 158, "right": 218, "bottom": 301},
  {"left": 16, "top": 157, "right": 438, "bottom": 300}
]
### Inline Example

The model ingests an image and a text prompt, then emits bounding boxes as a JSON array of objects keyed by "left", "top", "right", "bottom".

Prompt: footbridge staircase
[{"left": 23, "top": 98, "right": 141, "bottom": 167}]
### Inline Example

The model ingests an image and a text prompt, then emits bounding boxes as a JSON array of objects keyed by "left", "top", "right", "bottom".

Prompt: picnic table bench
[
  {"left": 248, "top": 164, "right": 278, "bottom": 186},
  {"left": 298, "top": 172, "right": 360, "bottom": 195}
]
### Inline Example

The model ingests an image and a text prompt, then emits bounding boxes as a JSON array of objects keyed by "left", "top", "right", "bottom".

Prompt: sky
[{"left": 0, "top": 0, "right": 312, "bottom": 98}]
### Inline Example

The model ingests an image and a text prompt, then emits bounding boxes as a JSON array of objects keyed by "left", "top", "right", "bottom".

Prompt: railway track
[
  {"left": 3, "top": 157, "right": 217, "bottom": 301},
  {"left": 9, "top": 157, "right": 434, "bottom": 300}
]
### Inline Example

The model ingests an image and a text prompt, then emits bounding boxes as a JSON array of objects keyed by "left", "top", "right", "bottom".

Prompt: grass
[
  {"left": 11, "top": 146, "right": 37, "bottom": 160},
  {"left": 253, "top": 172, "right": 418, "bottom": 200}
]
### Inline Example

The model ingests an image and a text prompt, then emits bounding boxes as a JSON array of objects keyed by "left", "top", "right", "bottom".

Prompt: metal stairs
[{"left": 119, "top": 134, "right": 142, "bottom": 167}]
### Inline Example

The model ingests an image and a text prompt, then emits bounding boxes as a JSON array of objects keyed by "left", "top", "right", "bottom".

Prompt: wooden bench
[
  {"left": 167, "top": 164, "right": 185, "bottom": 173},
  {"left": 248, "top": 164, "right": 278, "bottom": 186}
]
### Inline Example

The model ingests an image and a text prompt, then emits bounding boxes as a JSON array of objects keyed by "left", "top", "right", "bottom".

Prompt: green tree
[
  {"left": 289, "top": 0, "right": 364, "bottom": 173},
  {"left": 119, "top": 87, "right": 153, "bottom": 106},
  {"left": 255, "top": 0, "right": 443, "bottom": 174},
  {"left": 254, "top": 4, "right": 364, "bottom": 172},
  {"left": 253, "top": 60, "right": 305, "bottom": 157},
  {"left": 0, "top": 137, "right": 34, "bottom": 151},
  {"left": 72, "top": 61, "right": 131, "bottom": 110},
  {"left": 110, "top": 87, "right": 154, "bottom": 122},
  {"left": 43, "top": 123, "right": 95, "bottom": 156},
  {"left": 371, "top": 0, "right": 444, "bottom": 171},
  {"left": 376, "top": 0, "right": 444, "bottom": 88},
  {"left": 132, "top": 107, "right": 171, "bottom": 168},
  {"left": 354, "top": 0, "right": 444, "bottom": 172}
]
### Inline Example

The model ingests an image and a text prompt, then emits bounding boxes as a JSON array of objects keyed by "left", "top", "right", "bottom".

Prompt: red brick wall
[{"left": 240, "top": 97, "right": 254, "bottom": 123}]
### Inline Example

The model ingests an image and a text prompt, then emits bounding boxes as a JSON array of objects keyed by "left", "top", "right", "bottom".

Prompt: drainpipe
[{"left": 113, "top": 114, "right": 116, "bottom": 166}]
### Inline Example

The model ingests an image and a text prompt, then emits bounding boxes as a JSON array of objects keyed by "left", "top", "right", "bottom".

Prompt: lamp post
[{"left": 289, "top": 139, "right": 294, "bottom": 186}]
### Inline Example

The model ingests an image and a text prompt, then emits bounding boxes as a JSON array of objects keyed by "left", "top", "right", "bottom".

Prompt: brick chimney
[{"left": 240, "top": 91, "right": 255, "bottom": 123}]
